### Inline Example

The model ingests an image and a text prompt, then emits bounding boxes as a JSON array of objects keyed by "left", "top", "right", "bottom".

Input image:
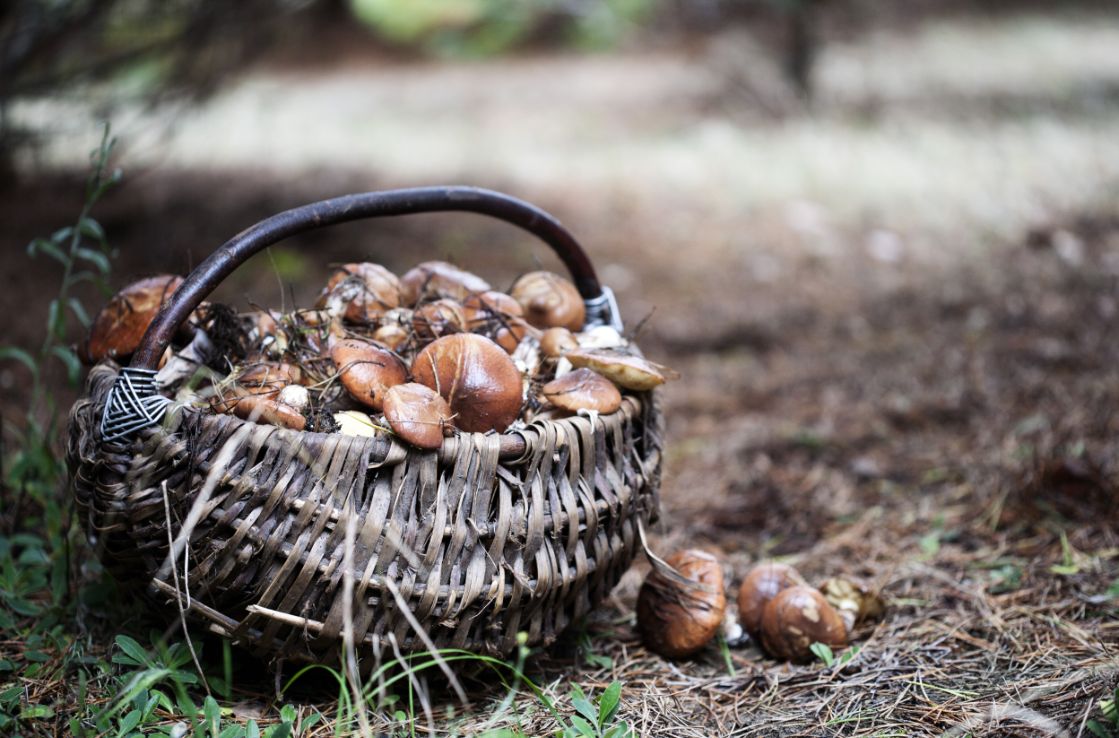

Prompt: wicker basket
[{"left": 66, "top": 187, "right": 663, "bottom": 663}]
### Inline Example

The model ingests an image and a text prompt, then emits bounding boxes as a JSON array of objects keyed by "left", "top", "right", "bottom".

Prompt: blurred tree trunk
[{"left": 783, "top": 0, "right": 821, "bottom": 102}]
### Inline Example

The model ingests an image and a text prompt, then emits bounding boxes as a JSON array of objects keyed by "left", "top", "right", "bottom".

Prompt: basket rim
[{"left": 89, "top": 359, "right": 651, "bottom": 463}]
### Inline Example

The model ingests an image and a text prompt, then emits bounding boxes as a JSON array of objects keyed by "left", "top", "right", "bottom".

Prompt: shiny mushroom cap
[
  {"left": 760, "top": 586, "right": 848, "bottom": 663},
  {"left": 736, "top": 562, "right": 809, "bottom": 640},
  {"left": 81, "top": 275, "right": 183, "bottom": 364},
  {"left": 461, "top": 291, "right": 536, "bottom": 352},
  {"left": 636, "top": 549, "right": 727, "bottom": 659},
  {"left": 372, "top": 323, "right": 410, "bottom": 351},
  {"left": 462, "top": 291, "right": 523, "bottom": 327},
  {"left": 383, "top": 382, "right": 455, "bottom": 450},
  {"left": 489, "top": 316, "right": 539, "bottom": 354},
  {"left": 238, "top": 360, "right": 302, "bottom": 389},
  {"left": 539, "top": 327, "right": 578, "bottom": 358},
  {"left": 411, "top": 333, "right": 522, "bottom": 434},
  {"left": 412, "top": 298, "right": 467, "bottom": 342},
  {"left": 510, "top": 271, "right": 585, "bottom": 331},
  {"left": 541, "top": 368, "right": 622, "bottom": 414},
  {"left": 565, "top": 348, "right": 676, "bottom": 391},
  {"left": 230, "top": 393, "right": 306, "bottom": 430},
  {"left": 330, "top": 338, "right": 408, "bottom": 411},
  {"left": 211, "top": 361, "right": 303, "bottom": 413},
  {"left": 400, "top": 261, "right": 491, "bottom": 305},
  {"left": 318, "top": 263, "right": 402, "bottom": 323}
]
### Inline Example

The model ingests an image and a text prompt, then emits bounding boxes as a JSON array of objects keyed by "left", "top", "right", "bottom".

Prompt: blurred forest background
[{"left": 2, "top": 1, "right": 1118, "bottom": 736}]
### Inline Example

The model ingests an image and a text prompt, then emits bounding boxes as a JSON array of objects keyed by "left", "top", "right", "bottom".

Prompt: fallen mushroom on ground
[
  {"left": 636, "top": 550, "right": 727, "bottom": 659},
  {"left": 84, "top": 265, "right": 677, "bottom": 450},
  {"left": 737, "top": 562, "right": 810, "bottom": 641},
  {"left": 760, "top": 585, "right": 848, "bottom": 663},
  {"left": 636, "top": 555, "right": 886, "bottom": 664}
]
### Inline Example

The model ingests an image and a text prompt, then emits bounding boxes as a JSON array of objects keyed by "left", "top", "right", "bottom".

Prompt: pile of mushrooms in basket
[{"left": 81, "top": 261, "right": 676, "bottom": 450}]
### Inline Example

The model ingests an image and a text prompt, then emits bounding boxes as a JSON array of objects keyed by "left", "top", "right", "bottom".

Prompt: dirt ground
[{"left": 3, "top": 7, "right": 1118, "bottom": 737}]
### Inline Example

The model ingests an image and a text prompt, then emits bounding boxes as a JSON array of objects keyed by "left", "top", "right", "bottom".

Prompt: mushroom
[
  {"left": 330, "top": 339, "right": 408, "bottom": 411},
  {"left": 819, "top": 577, "right": 885, "bottom": 633},
  {"left": 736, "top": 562, "right": 809, "bottom": 641},
  {"left": 277, "top": 384, "right": 310, "bottom": 412},
  {"left": 411, "top": 333, "right": 522, "bottom": 434},
  {"left": 239, "top": 361, "right": 302, "bottom": 388},
  {"left": 211, "top": 360, "right": 303, "bottom": 413},
  {"left": 245, "top": 310, "right": 289, "bottom": 356},
  {"left": 636, "top": 549, "right": 726, "bottom": 659},
  {"left": 80, "top": 274, "right": 183, "bottom": 364},
  {"left": 576, "top": 325, "right": 626, "bottom": 350},
  {"left": 539, "top": 327, "right": 578, "bottom": 358},
  {"left": 490, "top": 316, "right": 540, "bottom": 354},
  {"left": 333, "top": 410, "right": 380, "bottom": 437},
  {"left": 461, "top": 290, "right": 536, "bottom": 352},
  {"left": 760, "top": 586, "right": 848, "bottom": 663},
  {"left": 400, "top": 261, "right": 491, "bottom": 305},
  {"left": 230, "top": 392, "right": 306, "bottom": 430},
  {"left": 318, "top": 263, "right": 401, "bottom": 323},
  {"left": 541, "top": 368, "right": 622, "bottom": 414},
  {"left": 510, "top": 271, "right": 585, "bottom": 331},
  {"left": 372, "top": 323, "right": 410, "bottom": 351},
  {"left": 461, "top": 290, "right": 523, "bottom": 327},
  {"left": 412, "top": 298, "right": 467, "bottom": 342},
  {"left": 565, "top": 348, "right": 676, "bottom": 391},
  {"left": 383, "top": 382, "right": 454, "bottom": 450}
]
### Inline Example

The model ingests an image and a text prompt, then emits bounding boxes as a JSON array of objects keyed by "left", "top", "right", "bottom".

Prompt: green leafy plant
[
  {"left": 2, "top": 124, "right": 119, "bottom": 536},
  {"left": 1087, "top": 685, "right": 1119, "bottom": 738},
  {"left": 810, "top": 642, "right": 861, "bottom": 669},
  {"left": 557, "top": 681, "right": 631, "bottom": 738},
  {"left": 1050, "top": 530, "right": 1081, "bottom": 576}
]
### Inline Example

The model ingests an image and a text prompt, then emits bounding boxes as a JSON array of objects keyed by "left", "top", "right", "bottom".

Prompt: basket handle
[{"left": 129, "top": 186, "right": 619, "bottom": 370}]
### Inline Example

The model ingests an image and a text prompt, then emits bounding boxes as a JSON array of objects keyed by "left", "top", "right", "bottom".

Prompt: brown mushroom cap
[
  {"left": 737, "top": 562, "right": 809, "bottom": 640},
  {"left": 462, "top": 291, "right": 523, "bottom": 326},
  {"left": 459, "top": 291, "right": 536, "bottom": 352},
  {"left": 636, "top": 549, "right": 727, "bottom": 659},
  {"left": 318, "top": 263, "right": 402, "bottom": 323},
  {"left": 539, "top": 327, "right": 578, "bottom": 358},
  {"left": 81, "top": 275, "right": 183, "bottom": 364},
  {"left": 412, "top": 298, "right": 467, "bottom": 342},
  {"left": 230, "top": 393, "right": 306, "bottom": 430},
  {"left": 490, "top": 316, "right": 540, "bottom": 354},
  {"left": 541, "top": 368, "right": 622, "bottom": 414},
  {"left": 372, "top": 323, "right": 410, "bottom": 351},
  {"left": 400, "top": 261, "right": 491, "bottom": 306},
  {"left": 411, "top": 333, "right": 523, "bottom": 433},
  {"left": 239, "top": 361, "right": 302, "bottom": 388},
  {"left": 510, "top": 271, "right": 585, "bottom": 331},
  {"left": 330, "top": 338, "right": 408, "bottom": 411},
  {"left": 383, "top": 382, "right": 455, "bottom": 450},
  {"left": 565, "top": 348, "right": 675, "bottom": 391},
  {"left": 211, "top": 361, "right": 303, "bottom": 413},
  {"left": 760, "top": 586, "right": 848, "bottom": 663}
]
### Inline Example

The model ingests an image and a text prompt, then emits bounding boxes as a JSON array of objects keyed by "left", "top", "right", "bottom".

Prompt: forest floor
[{"left": 2, "top": 7, "right": 1119, "bottom": 737}]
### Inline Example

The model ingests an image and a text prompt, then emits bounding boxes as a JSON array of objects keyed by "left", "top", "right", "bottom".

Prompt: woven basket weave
[{"left": 65, "top": 187, "right": 663, "bottom": 663}]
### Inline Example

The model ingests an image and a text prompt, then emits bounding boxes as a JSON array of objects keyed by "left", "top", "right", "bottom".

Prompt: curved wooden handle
[{"left": 130, "top": 186, "right": 603, "bottom": 369}]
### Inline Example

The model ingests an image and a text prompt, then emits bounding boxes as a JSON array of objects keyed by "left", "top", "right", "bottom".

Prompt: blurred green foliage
[{"left": 348, "top": 0, "right": 657, "bottom": 56}]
